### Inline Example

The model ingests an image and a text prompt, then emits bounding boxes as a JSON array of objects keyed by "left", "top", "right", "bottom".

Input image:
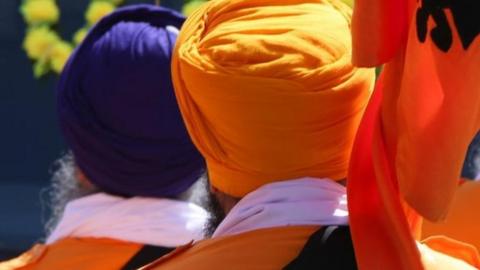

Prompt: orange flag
[{"left": 348, "top": 0, "right": 480, "bottom": 269}]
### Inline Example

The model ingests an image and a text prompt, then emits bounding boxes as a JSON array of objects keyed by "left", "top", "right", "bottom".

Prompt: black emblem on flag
[{"left": 416, "top": 0, "right": 479, "bottom": 52}]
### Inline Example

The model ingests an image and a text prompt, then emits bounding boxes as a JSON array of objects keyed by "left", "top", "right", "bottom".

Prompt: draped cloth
[
  {"left": 348, "top": 0, "right": 480, "bottom": 269},
  {"left": 57, "top": 5, "right": 205, "bottom": 198},
  {"left": 46, "top": 193, "right": 208, "bottom": 247},
  {"left": 212, "top": 177, "right": 348, "bottom": 238},
  {"left": 423, "top": 181, "right": 480, "bottom": 253},
  {"left": 171, "top": 0, "right": 374, "bottom": 198}
]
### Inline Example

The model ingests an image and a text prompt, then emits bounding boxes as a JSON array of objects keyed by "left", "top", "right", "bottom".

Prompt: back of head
[
  {"left": 172, "top": 0, "right": 375, "bottom": 198},
  {"left": 57, "top": 5, "right": 205, "bottom": 198}
]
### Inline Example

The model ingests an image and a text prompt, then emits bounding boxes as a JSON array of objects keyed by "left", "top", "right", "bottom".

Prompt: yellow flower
[
  {"left": 182, "top": 0, "right": 206, "bottom": 17},
  {"left": 85, "top": 1, "right": 115, "bottom": 26},
  {"left": 20, "top": 0, "right": 60, "bottom": 25},
  {"left": 23, "top": 26, "right": 59, "bottom": 60},
  {"left": 49, "top": 41, "right": 73, "bottom": 73},
  {"left": 73, "top": 27, "right": 89, "bottom": 45},
  {"left": 342, "top": 0, "right": 354, "bottom": 8},
  {"left": 105, "top": 0, "right": 124, "bottom": 5},
  {"left": 33, "top": 56, "right": 50, "bottom": 78}
]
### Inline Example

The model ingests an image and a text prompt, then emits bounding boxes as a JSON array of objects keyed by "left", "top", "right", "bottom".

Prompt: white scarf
[
  {"left": 47, "top": 193, "right": 208, "bottom": 247},
  {"left": 213, "top": 177, "right": 348, "bottom": 238}
]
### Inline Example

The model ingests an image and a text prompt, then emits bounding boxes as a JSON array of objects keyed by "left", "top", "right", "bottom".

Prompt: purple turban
[{"left": 56, "top": 5, "right": 205, "bottom": 198}]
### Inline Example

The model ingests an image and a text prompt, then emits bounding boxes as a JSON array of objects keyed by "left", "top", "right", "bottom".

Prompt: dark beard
[{"left": 203, "top": 189, "right": 226, "bottom": 238}]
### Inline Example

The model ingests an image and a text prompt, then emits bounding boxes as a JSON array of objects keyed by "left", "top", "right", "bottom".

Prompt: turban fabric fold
[
  {"left": 172, "top": 0, "right": 375, "bottom": 198},
  {"left": 57, "top": 5, "right": 205, "bottom": 198}
]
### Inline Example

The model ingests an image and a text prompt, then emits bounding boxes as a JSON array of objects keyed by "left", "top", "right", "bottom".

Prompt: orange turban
[{"left": 172, "top": 0, "right": 375, "bottom": 197}]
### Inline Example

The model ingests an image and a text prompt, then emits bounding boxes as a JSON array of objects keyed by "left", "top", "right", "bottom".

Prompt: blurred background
[{"left": 0, "top": 0, "right": 478, "bottom": 261}]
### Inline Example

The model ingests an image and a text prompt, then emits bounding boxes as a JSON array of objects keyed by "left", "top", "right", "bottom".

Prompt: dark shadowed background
[{"left": 0, "top": 0, "right": 182, "bottom": 260}]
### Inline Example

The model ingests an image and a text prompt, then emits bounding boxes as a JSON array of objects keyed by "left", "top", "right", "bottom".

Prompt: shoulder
[
  {"left": 143, "top": 226, "right": 319, "bottom": 270},
  {"left": 0, "top": 237, "right": 143, "bottom": 270}
]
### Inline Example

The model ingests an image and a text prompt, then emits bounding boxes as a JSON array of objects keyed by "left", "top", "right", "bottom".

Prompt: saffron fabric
[
  {"left": 418, "top": 237, "right": 480, "bottom": 270},
  {"left": 423, "top": 181, "right": 480, "bottom": 252},
  {"left": 140, "top": 225, "right": 479, "bottom": 270},
  {"left": 57, "top": 5, "right": 205, "bottom": 198},
  {"left": 0, "top": 238, "right": 142, "bottom": 270},
  {"left": 142, "top": 226, "right": 320, "bottom": 270},
  {"left": 172, "top": 0, "right": 375, "bottom": 197},
  {"left": 348, "top": 0, "right": 480, "bottom": 269}
]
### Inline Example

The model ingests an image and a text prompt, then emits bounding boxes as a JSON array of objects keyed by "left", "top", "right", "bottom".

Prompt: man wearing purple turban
[{"left": 0, "top": 5, "right": 207, "bottom": 270}]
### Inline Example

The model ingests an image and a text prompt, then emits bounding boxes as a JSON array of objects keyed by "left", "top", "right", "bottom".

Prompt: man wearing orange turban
[{"left": 143, "top": 0, "right": 375, "bottom": 269}]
